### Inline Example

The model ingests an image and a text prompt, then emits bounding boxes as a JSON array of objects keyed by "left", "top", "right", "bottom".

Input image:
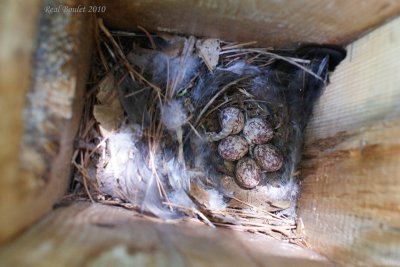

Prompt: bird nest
[{"left": 70, "top": 19, "right": 344, "bottom": 246}]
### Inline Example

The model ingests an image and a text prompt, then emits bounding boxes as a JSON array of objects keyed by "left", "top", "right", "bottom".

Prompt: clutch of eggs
[{"left": 215, "top": 107, "right": 283, "bottom": 189}]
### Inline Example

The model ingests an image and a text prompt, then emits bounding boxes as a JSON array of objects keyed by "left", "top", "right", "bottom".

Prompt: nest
[{"left": 71, "top": 19, "right": 345, "bottom": 246}]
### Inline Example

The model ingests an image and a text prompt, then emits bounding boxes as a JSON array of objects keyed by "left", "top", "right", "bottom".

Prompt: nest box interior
[{"left": 0, "top": 1, "right": 400, "bottom": 266}]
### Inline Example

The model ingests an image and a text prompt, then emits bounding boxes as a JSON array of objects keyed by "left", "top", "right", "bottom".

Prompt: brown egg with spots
[
  {"left": 254, "top": 144, "right": 283, "bottom": 172},
  {"left": 219, "top": 107, "right": 245, "bottom": 135},
  {"left": 243, "top": 118, "right": 274, "bottom": 144},
  {"left": 218, "top": 135, "right": 248, "bottom": 161},
  {"left": 235, "top": 157, "right": 261, "bottom": 189}
]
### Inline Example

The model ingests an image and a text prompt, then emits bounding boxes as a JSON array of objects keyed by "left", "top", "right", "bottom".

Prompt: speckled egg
[
  {"left": 243, "top": 118, "right": 274, "bottom": 144},
  {"left": 235, "top": 157, "right": 261, "bottom": 189},
  {"left": 219, "top": 107, "right": 245, "bottom": 134},
  {"left": 254, "top": 144, "right": 283, "bottom": 172},
  {"left": 218, "top": 135, "right": 249, "bottom": 161}
]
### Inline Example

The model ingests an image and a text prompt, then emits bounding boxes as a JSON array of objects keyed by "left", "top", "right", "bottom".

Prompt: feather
[
  {"left": 127, "top": 37, "right": 201, "bottom": 94},
  {"left": 117, "top": 74, "right": 151, "bottom": 126},
  {"left": 206, "top": 189, "right": 226, "bottom": 210},
  {"left": 161, "top": 99, "right": 188, "bottom": 131}
]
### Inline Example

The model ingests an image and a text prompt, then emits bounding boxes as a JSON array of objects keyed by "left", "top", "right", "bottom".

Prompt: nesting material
[{"left": 71, "top": 19, "right": 345, "bottom": 245}]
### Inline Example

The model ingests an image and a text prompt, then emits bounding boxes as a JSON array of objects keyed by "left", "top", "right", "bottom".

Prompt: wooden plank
[
  {"left": 0, "top": 1, "right": 94, "bottom": 245},
  {"left": 0, "top": 202, "right": 331, "bottom": 267},
  {"left": 298, "top": 17, "right": 400, "bottom": 266},
  {"left": 306, "top": 16, "right": 400, "bottom": 143},
  {"left": 95, "top": 0, "right": 400, "bottom": 48}
]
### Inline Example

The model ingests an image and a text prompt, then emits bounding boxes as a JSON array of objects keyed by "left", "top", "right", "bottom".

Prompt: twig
[
  {"left": 221, "top": 48, "right": 321, "bottom": 80},
  {"left": 94, "top": 22, "right": 109, "bottom": 72},
  {"left": 221, "top": 41, "right": 258, "bottom": 50},
  {"left": 164, "top": 202, "right": 216, "bottom": 228},
  {"left": 187, "top": 122, "right": 203, "bottom": 140},
  {"left": 88, "top": 136, "right": 110, "bottom": 159},
  {"left": 137, "top": 25, "right": 157, "bottom": 50},
  {"left": 110, "top": 30, "right": 149, "bottom": 37},
  {"left": 73, "top": 155, "right": 95, "bottom": 204}
]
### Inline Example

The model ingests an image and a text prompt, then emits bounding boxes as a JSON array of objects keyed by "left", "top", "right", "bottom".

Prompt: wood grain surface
[
  {"left": 299, "top": 16, "right": 400, "bottom": 266},
  {"left": 0, "top": 0, "right": 94, "bottom": 245},
  {"left": 95, "top": 0, "right": 400, "bottom": 48},
  {"left": 0, "top": 202, "right": 331, "bottom": 267}
]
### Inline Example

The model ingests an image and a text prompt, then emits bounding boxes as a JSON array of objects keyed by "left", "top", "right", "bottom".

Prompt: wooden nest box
[{"left": 0, "top": 1, "right": 399, "bottom": 266}]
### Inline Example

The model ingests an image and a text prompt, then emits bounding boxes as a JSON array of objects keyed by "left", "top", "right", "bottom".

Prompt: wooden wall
[
  {"left": 0, "top": 0, "right": 94, "bottom": 245},
  {"left": 0, "top": 202, "right": 331, "bottom": 267},
  {"left": 96, "top": 0, "right": 400, "bottom": 48},
  {"left": 299, "top": 16, "right": 400, "bottom": 266}
]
